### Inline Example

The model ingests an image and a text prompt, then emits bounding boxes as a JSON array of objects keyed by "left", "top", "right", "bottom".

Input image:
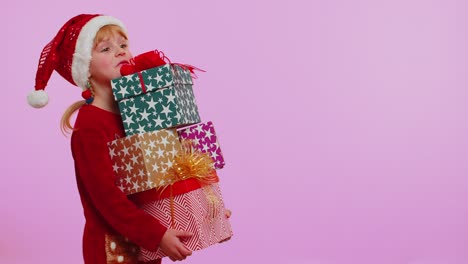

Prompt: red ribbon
[
  {"left": 120, "top": 49, "right": 205, "bottom": 81},
  {"left": 137, "top": 72, "right": 146, "bottom": 93},
  {"left": 120, "top": 50, "right": 168, "bottom": 76},
  {"left": 128, "top": 177, "right": 208, "bottom": 206}
]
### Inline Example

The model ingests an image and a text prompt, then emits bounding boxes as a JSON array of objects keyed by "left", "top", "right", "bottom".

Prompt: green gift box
[{"left": 111, "top": 64, "right": 201, "bottom": 136}]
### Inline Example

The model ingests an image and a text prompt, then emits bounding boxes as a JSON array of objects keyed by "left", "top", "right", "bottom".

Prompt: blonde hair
[{"left": 60, "top": 24, "right": 128, "bottom": 135}]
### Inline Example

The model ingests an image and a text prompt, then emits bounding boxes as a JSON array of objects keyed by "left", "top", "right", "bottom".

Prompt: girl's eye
[
  {"left": 120, "top": 44, "right": 128, "bottom": 49},
  {"left": 101, "top": 47, "right": 110, "bottom": 52}
]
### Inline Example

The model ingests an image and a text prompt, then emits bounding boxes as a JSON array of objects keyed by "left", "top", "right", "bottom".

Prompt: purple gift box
[{"left": 177, "top": 121, "right": 225, "bottom": 169}]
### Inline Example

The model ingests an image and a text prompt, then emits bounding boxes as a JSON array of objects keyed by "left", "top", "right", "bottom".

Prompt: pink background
[{"left": 2, "top": 0, "right": 468, "bottom": 263}]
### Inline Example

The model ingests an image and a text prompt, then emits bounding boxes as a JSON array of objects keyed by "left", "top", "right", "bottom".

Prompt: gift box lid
[{"left": 111, "top": 64, "right": 193, "bottom": 101}]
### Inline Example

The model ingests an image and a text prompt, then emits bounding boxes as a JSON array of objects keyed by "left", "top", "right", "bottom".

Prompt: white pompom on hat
[{"left": 28, "top": 14, "right": 127, "bottom": 108}]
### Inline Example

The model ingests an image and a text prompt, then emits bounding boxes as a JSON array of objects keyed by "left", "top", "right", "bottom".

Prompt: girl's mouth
[{"left": 117, "top": 60, "right": 129, "bottom": 66}]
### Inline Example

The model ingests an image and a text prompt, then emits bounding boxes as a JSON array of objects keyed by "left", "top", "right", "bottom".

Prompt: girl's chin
[
  {"left": 109, "top": 72, "right": 123, "bottom": 80},
  {"left": 92, "top": 76, "right": 118, "bottom": 86}
]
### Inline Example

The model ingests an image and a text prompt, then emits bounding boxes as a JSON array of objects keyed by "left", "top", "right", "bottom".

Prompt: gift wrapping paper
[
  {"left": 137, "top": 181, "right": 233, "bottom": 261},
  {"left": 117, "top": 84, "right": 201, "bottom": 136},
  {"left": 111, "top": 64, "right": 193, "bottom": 100},
  {"left": 107, "top": 129, "right": 182, "bottom": 195},
  {"left": 178, "top": 121, "right": 225, "bottom": 169},
  {"left": 111, "top": 64, "right": 201, "bottom": 136}
]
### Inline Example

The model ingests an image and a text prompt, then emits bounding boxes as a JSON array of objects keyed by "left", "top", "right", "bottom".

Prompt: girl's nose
[{"left": 116, "top": 48, "right": 126, "bottom": 57}]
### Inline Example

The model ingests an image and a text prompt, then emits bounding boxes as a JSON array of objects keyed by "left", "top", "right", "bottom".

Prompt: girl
[{"left": 27, "top": 14, "right": 202, "bottom": 263}]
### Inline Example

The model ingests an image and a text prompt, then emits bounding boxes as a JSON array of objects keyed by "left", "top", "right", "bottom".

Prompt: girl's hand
[
  {"left": 160, "top": 229, "right": 193, "bottom": 261},
  {"left": 225, "top": 209, "right": 232, "bottom": 219},
  {"left": 220, "top": 209, "right": 232, "bottom": 243}
]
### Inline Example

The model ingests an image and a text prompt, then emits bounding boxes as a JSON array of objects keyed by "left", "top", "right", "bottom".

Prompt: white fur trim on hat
[
  {"left": 71, "top": 16, "right": 127, "bottom": 88},
  {"left": 27, "top": 90, "right": 49, "bottom": 108}
]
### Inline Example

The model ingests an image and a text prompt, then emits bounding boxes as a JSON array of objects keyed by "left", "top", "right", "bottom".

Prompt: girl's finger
[{"left": 225, "top": 209, "right": 232, "bottom": 218}]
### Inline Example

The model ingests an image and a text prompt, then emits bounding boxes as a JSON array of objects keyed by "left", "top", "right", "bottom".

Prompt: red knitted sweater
[{"left": 71, "top": 104, "right": 165, "bottom": 264}]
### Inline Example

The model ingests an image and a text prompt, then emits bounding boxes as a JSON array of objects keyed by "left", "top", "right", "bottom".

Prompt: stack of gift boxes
[{"left": 107, "top": 63, "right": 232, "bottom": 261}]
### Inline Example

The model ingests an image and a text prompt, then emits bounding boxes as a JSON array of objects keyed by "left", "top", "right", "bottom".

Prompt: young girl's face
[{"left": 89, "top": 32, "right": 132, "bottom": 84}]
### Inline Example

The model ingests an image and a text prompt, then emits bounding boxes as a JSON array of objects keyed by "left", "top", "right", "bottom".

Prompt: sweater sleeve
[{"left": 71, "top": 127, "right": 167, "bottom": 251}]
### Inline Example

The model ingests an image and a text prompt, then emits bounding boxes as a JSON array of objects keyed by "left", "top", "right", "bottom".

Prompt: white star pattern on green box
[
  {"left": 111, "top": 64, "right": 200, "bottom": 136},
  {"left": 111, "top": 64, "right": 193, "bottom": 100}
]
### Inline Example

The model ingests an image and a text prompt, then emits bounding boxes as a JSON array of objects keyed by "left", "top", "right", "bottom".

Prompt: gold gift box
[{"left": 107, "top": 129, "right": 182, "bottom": 195}]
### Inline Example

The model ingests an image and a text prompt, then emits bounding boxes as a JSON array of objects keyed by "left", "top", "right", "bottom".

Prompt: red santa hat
[{"left": 27, "top": 14, "right": 127, "bottom": 108}]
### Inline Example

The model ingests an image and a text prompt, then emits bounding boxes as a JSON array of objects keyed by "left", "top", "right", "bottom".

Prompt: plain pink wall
[{"left": 2, "top": 0, "right": 468, "bottom": 263}]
